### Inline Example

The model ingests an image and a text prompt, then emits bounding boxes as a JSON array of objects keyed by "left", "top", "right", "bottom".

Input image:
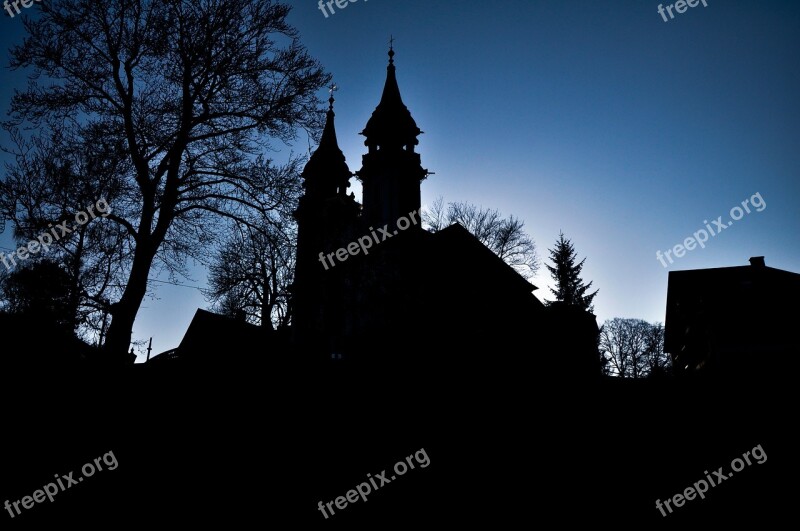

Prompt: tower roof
[
  {"left": 361, "top": 45, "right": 421, "bottom": 149},
  {"left": 302, "top": 91, "right": 351, "bottom": 193}
]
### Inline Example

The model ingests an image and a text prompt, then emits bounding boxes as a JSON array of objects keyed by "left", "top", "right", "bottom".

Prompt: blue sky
[{"left": 2, "top": 1, "right": 799, "bottom": 361}]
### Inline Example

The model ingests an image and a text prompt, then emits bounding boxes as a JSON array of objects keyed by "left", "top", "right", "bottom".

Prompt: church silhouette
[
  {"left": 290, "top": 46, "right": 600, "bottom": 373},
  {"left": 146, "top": 46, "right": 601, "bottom": 378}
]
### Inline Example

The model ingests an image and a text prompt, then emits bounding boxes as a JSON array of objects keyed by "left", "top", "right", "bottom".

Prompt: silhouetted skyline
[
  {"left": 1, "top": 1, "right": 798, "bottom": 359},
  {"left": 0, "top": 3, "right": 791, "bottom": 525}
]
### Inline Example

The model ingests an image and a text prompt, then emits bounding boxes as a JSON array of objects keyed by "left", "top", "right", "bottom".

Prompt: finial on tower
[
  {"left": 327, "top": 83, "right": 338, "bottom": 111},
  {"left": 388, "top": 35, "right": 395, "bottom": 64}
]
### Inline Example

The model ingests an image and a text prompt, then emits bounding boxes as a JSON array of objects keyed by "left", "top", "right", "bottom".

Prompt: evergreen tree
[{"left": 545, "top": 232, "right": 598, "bottom": 312}]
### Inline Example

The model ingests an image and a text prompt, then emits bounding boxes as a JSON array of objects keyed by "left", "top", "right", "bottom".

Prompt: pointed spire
[
  {"left": 302, "top": 84, "right": 351, "bottom": 197},
  {"left": 318, "top": 84, "right": 339, "bottom": 151},
  {"left": 361, "top": 41, "right": 421, "bottom": 150}
]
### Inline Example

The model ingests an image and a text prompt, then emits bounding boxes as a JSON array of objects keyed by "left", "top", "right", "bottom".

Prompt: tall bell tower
[{"left": 357, "top": 44, "right": 428, "bottom": 230}]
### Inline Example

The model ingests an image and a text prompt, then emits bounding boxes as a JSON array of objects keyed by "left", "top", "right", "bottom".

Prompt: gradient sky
[{"left": 1, "top": 1, "right": 798, "bottom": 362}]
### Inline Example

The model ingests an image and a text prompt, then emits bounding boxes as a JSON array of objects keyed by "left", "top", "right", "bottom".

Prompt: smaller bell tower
[{"left": 292, "top": 88, "right": 359, "bottom": 347}]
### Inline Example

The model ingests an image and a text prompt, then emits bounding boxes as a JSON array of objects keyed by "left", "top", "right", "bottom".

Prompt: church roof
[
  {"left": 429, "top": 223, "right": 540, "bottom": 296},
  {"left": 302, "top": 93, "right": 351, "bottom": 188},
  {"left": 361, "top": 47, "right": 421, "bottom": 149}
]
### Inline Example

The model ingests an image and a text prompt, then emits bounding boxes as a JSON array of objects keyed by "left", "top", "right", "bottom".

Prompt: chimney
[{"left": 749, "top": 256, "right": 765, "bottom": 268}]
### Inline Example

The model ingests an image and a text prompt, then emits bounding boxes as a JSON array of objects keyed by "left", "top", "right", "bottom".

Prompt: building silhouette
[
  {"left": 290, "top": 46, "right": 599, "bottom": 371},
  {"left": 665, "top": 256, "right": 800, "bottom": 377}
]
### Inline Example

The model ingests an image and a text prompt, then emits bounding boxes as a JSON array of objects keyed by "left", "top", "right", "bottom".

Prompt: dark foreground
[{"left": 0, "top": 352, "right": 792, "bottom": 527}]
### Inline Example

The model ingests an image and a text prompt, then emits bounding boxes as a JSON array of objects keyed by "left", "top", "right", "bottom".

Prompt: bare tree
[
  {"left": 204, "top": 220, "right": 296, "bottom": 329},
  {"left": 422, "top": 197, "right": 539, "bottom": 278},
  {"left": 0, "top": 128, "right": 130, "bottom": 342},
  {"left": 642, "top": 322, "right": 669, "bottom": 375},
  {"left": 599, "top": 318, "right": 670, "bottom": 378},
  {"left": 203, "top": 160, "right": 301, "bottom": 330},
  {"left": 6, "top": 0, "right": 330, "bottom": 357}
]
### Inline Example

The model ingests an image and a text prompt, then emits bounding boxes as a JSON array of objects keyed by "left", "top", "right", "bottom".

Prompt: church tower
[
  {"left": 358, "top": 45, "right": 428, "bottom": 230},
  {"left": 292, "top": 90, "right": 359, "bottom": 348}
]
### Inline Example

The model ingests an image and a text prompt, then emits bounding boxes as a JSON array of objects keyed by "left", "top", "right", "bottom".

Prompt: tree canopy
[{"left": 3, "top": 0, "right": 331, "bottom": 357}]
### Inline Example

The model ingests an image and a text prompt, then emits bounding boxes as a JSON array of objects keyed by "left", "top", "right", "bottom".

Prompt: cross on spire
[{"left": 327, "top": 83, "right": 338, "bottom": 110}]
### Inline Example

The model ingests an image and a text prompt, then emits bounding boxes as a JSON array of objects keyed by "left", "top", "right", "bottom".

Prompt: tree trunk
[{"left": 103, "top": 242, "right": 156, "bottom": 360}]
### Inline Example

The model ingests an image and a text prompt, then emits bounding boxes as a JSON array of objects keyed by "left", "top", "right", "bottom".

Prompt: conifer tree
[{"left": 545, "top": 232, "right": 598, "bottom": 312}]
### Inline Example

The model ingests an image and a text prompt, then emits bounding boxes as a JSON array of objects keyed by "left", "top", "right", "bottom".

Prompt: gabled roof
[
  {"left": 337, "top": 222, "right": 542, "bottom": 308},
  {"left": 149, "top": 309, "right": 268, "bottom": 364},
  {"left": 429, "top": 223, "right": 539, "bottom": 296}
]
